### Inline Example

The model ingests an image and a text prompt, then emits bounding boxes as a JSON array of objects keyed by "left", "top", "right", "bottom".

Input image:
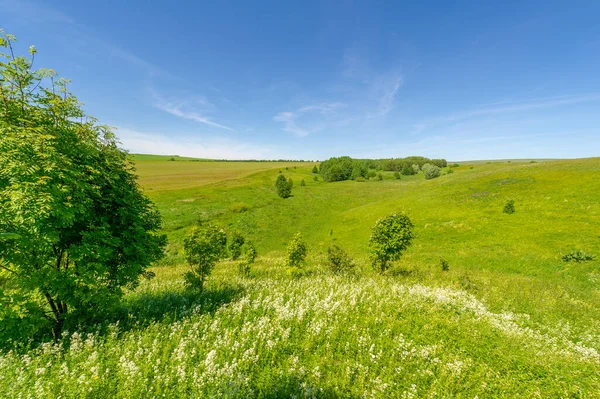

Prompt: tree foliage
[
  {"left": 326, "top": 244, "right": 355, "bottom": 274},
  {"left": 369, "top": 213, "right": 414, "bottom": 273},
  {"left": 422, "top": 163, "right": 442, "bottom": 180},
  {"left": 228, "top": 230, "right": 245, "bottom": 260},
  {"left": 238, "top": 240, "right": 257, "bottom": 276},
  {"left": 0, "top": 32, "right": 165, "bottom": 338},
  {"left": 183, "top": 224, "right": 227, "bottom": 291},
  {"left": 284, "top": 233, "right": 307, "bottom": 268},
  {"left": 275, "top": 174, "right": 292, "bottom": 198}
]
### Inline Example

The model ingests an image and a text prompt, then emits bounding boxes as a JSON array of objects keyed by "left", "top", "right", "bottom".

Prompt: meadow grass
[{"left": 2, "top": 158, "right": 600, "bottom": 398}]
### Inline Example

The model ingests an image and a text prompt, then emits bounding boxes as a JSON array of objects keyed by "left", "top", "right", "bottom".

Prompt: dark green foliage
[
  {"left": 300, "top": 179, "right": 306, "bottom": 186},
  {"left": 326, "top": 244, "right": 355, "bottom": 274},
  {"left": 276, "top": 174, "right": 292, "bottom": 198},
  {"left": 369, "top": 213, "right": 415, "bottom": 273},
  {"left": 231, "top": 202, "right": 250, "bottom": 213},
  {"left": 312, "top": 165, "right": 318, "bottom": 174},
  {"left": 313, "top": 175, "right": 319, "bottom": 181},
  {"left": 0, "top": 33, "right": 166, "bottom": 338},
  {"left": 288, "top": 177, "right": 293, "bottom": 188},
  {"left": 446, "top": 168, "right": 454, "bottom": 174},
  {"left": 422, "top": 163, "right": 442, "bottom": 179},
  {"left": 394, "top": 172, "right": 401, "bottom": 180},
  {"left": 238, "top": 241, "right": 257, "bottom": 276},
  {"left": 319, "top": 156, "right": 355, "bottom": 182},
  {"left": 228, "top": 230, "right": 245, "bottom": 260},
  {"left": 470, "top": 166, "right": 474, "bottom": 169},
  {"left": 183, "top": 224, "right": 227, "bottom": 291},
  {"left": 451, "top": 163, "right": 460, "bottom": 168},
  {"left": 355, "top": 176, "right": 366, "bottom": 182},
  {"left": 401, "top": 165, "right": 415, "bottom": 175},
  {"left": 350, "top": 161, "right": 369, "bottom": 180},
  {"left": 503, "top": 200, "right": 515, "bottom": 214},
  {"left": 367, "top": 170, "right": 377, "bottom": 179},
  {"left": 562, "top": 250, "right": 595, "bottom": 263},
  {"left": 377, "top": 172, "right": 383, "bottom": 181},
  {"left": 285, "top": 233, "right": 307, "bottom": 269},
  {"left": 440, "top": 258, "right": 450, "bottom": 271},
  {"left": 431, "top": 159, "right": 448, "bottom": 168}
]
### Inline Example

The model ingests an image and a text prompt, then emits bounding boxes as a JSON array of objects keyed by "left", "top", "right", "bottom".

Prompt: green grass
[{"left": 2, "top": 157, "right": 600, "bottom": 398}]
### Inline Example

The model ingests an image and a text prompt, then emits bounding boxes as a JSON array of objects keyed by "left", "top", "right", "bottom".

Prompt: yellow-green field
[{"left": 2, "top": 157, "right": 600, "bottom": 398}]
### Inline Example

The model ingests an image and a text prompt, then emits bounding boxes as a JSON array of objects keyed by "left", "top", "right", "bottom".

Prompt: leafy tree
[
  {"left": 0, "top": 32, "right": 166, "bottom": 337},
  {"left": 312, "top": 165, "right": 318, "bottom": 174},
  {"left": 369, "top": 213, "right": 414, "bottom": 273},
  {"left": 401, "top": 165, "right": 414, "bottom": 176},
  {"left": 393, "top": 171, "right": 401, "bottom": 180},
  {"left": 284, "top": 233, "right": 307, "bottom": 268},
  {"left": 326, "top": 244, "right": 355, "bottom": 274},
  {"left": 228, "top": 230, "right": 245, "bottom": 260},
  {"left": 300, "top": 179, "right": 306, "bottom": 186},
  {"left": 313, "top": 175, "right": 319, "bottom": 181},
  {"left": 238, "top": 241, "right": 257, "bottom": 276},
  {"left": 503, "top": 199, "right": 515, "bottom": 214},
  {"left": 275, "top": 174, "right": 292, "bottom": 198},
  {"left": 183, "top": 224, "right": 227, "bottom": 291},
  {"left": 288, "top": 177, "right": 293, "bottom": 188},
  {"left": 431, "top": 159, "right": 448, "bottom": 168},
  {"left": 411, "top": 164, "right": 420, "bottom": 174},
  {"left": 422, "top": 163, "right": 441, "bottom": 179}
]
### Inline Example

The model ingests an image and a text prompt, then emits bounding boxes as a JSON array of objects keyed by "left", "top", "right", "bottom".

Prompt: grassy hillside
[{"left": 2, "top": 158, "right": 599, "bottom": 398}]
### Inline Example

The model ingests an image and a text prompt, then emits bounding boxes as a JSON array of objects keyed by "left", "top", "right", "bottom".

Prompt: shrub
[
  {"left": 0, "top": 33, "right": 166, "bottom": 337},
  {"left": 313, "top": 175, "right": 319, "bottom": 181},
  {"left": 312, "top": 165, "right": 318, "bottom": 173},
  {"left": 440, "top": 258, "right": 450, "bottom": 271},
  {"left": 431, "top": 159, "right": 448, "bottom": 168},
  {"left": 394, "top": 172, "right": 401, "bottom": 180},
  {"left": 412, "top": 164, "right": 420, "bottom": 174},
  {"left": 401, "top": 165, "right": 414, "bottom": 175},
  {"left": 377, "top": 172, "right": 383, "bottom": 181},
  {"left": 422, "top": 163, "right": 442, "bottom": 179},
  {"left": 355, "top": 176, "right": 366, "bottom": 182},
  {"left": 228, "top": 230, "right": 245, "bottom": 260},
  {"left": 285, "top": 233, "right": 307, "bottom": 268},
  {"left": 446, "top": 168, "right": 454, "bottom": 174},
  {"left": 326, "top": 244, "right": 355, "bottom": 274},
  {"left": 183, "top": 224, "right": 227, "bottom": 291},
  {"left": 470, "top": 166, "right": 474, "bottom": 169},
  {"left": 288, "top": 177, "right": 293, "bottom": 188},
  {"left": 503, "top": 200, "right": 515, "bottom": 214},
  {"left": 231, "top": 202, "right": 250, "bottom": 213},
  {"left": 367, "top": 170, "right": 377, "bottom": 179},
  {"left": 562, "top": 250, "right": 595, "bottom": 263},
  {"left": 451, "top": 163, "right": 460, "bottom": 168},
  {"left": 369, "top": 213, "right": 415, "bottom": 273},
  {"left": 276, "top": 174, "right": 292, "bottom": 198},
  {"left": 300, "top": 179, "right": 306, "bottom": 186},
  {"left": 238, "top": 241, "right": 257, "bottom": 276}
]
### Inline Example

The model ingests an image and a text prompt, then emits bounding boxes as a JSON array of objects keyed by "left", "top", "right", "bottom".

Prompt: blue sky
[{"left": 2, "top": 0, "right": 600, "bottom": 160}]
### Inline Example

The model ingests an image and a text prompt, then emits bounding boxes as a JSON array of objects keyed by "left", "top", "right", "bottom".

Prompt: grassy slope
[{"left": 2, "top": 158, "right": 599, "bottom": 398}]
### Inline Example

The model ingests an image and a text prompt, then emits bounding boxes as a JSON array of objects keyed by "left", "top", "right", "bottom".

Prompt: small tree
[
  {"left": 285, "top": 233, "right": 307, "bottom": 268},
  {"left": 238, "top": 241, "right": 257, "bottom": 276},
  {"left": 412, "top": 164, "right": 420, "bottom": 174},
  {"left": 394, "top": 172, "right": 401, "bottom": 180},
  {"left": 401, "top": 165, "right": 414, "bottom": 176},
  {"left": 312, "top": 165, "right": 319, "bottom": 174},
  {"left": 288, "top": 177, "right": 294, "bottom": 188},
  {"left": 503, "top": 199, "right": 515, "bottom": 214},
  {"left": 276, "top": 174, "right": 292, "bottom": 198},
  {"left": 326, "top": 244, "right": 355, "bottom": 274},
  {"left": 440, "top": 257, "right": 450, "bottom": 271},
  {"left": 369, "top": 213, "right": 415, "bottom": 273},
  {"left": 422, "top": 163, "right": 441, "bottom": 180},
  {"left": 228, "top": 230, "right": 245, "bottom": 260},
  {"left": 313, "top": 175, "right": 319, "bottom": 181},
  {"left": 183, "top": 224, "right": 227, "bottom": 291},
  {"left": 300, "top": 179, "right": 306, "bottom": 186}
]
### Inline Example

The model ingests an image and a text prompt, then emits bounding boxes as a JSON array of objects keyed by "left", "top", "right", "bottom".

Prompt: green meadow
[{"left": 2, "top": 157, "right": 600, "bottom": 398}]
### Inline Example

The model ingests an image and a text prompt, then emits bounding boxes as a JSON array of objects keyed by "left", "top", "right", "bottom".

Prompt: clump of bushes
[
  {"left": 446, "top": 168, "right": 454, "bottom": 175},
  {"left": 276, "top": 174, "right": 292, "bottom": 198},
  {"left": 183, "top": 224, "right": 227, "bottom": 291},
  {"left": 238, "top": 241, "right": 257, "bottom": 276},
  {"left": 367, "top": 170, "right": 377, "bottom": 179},
  {"left": 411, "top": 164, "right": 420, "bottom": 174},
  {"left": 377, "top": 172, "right": 383, "bottom": 181},
  {"left": 326, "top": 244, "right": 355, "bottom": 274},
  {"left": 422, "top": 163, "right": 441, "bottom": 180},
  {"left": 450, "top": 163, "right": 460, "bottom": 168},
  {"left": 355, "top": 176, "right": 366, "bottom": 182},
  {"left": 369, "top": 213, "right": 415, "bottom": 273},
  {"left": 562, "top": 250, "right": 595, "bottom": 263},
  {"left": 231, "top": 202, "right": 250, "bottom": 213},
  {"left": 288, "top": 177, "right": 293, "bottom": 188},
  {"left": 394, "top": 172, "right": 401, "bottom": 180},
  {"left": 503, "top": 199, "right": 515, "bottom": 214}
]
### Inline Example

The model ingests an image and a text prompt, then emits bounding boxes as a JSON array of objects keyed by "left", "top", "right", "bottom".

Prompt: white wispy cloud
[
  {"left": 369, "top": 75, "right": 403, "bottom": 118},
  {"left": 151, "top": 90, "right": 234, "bottom": 131},
  {"left": 274, "top": 102, "right": 346, "bottom": 137},
  {"left": 116, "top": 127, "right": 273, "bottom": 159}
]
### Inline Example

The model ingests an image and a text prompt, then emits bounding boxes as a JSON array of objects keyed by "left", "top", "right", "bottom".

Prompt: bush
[
  {"left": 562, "top": 250, "right": 595, "bottom": 263},
  {"left": 285, "top": 233, "right": 307, "bottom": 268},
  {"left": 367, "top": 170, "right": 377, "bottom": 179},
  {"left": 313, "top": 175, "right": 319, "bottom": 181},
  {"left": 377, "top": 172, "right": 383, "bottom": 181},
  {"left": 183, "top": 224, "right": 227, "bottom": 291},
  {"left": 228, "top": 230, "right": 245, "bottom": 260},
  {"left": 440, "top": 258, "right": 450, "bottom": 271},
  {"left": 355, "top": 176, "right": 366, "bottom": 182},
  {"left": 312, "top": 165, "right": 318, "bottom": 173},
  {"left": 369, "top": 213, "right": 415, "bottom": 273},
  {"left": 422, "top": 163, "right": 442, "bottom": 179},
  {"left": 288, "top": 177, "right": 293, "bottom": 188},
  {"left": 446, "top": 168, "right": 454, "bottom": 174},
  {"left": 451, "top": 163, "right": 460, "bottom": 168},
  {"left": 238, "top": 241, "right": 257, "bottom": 276},
  {"left": 231, "top": 202, "right": 250, "bottom": 213},
  {"left": 326, "top": 244, "right": 355, "bottom": 274},
  {"left": 401, "top": 165, "right": 414, "bottom": 175},
  {"left": 276, "top": 174, "right": 292, "bottom": 198},
  {"left": 394, "top": 172, "right": 401, "bottom": 180},
  {"left": 412, "top": 164, "right": 420, "bottom": 174},
  {"left": 0, "top": 33, "right": 166, "bottom": 337},
  {"left": 300, "top": 179, "right": 306, "bottom": 186},
  {"left": 470, "top": 166, "right": 474, "bottom": 169},
  {"left": 503, "top": 200, "right": 515, "bottom": 214},
  {"left": 431, "top": 159, "right": 448, "bottom": 168}
]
